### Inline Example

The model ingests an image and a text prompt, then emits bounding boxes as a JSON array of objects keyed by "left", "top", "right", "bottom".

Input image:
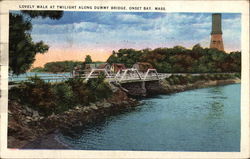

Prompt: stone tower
[{"left": 210, "top": 13, "right": 224, "bottom": 51}]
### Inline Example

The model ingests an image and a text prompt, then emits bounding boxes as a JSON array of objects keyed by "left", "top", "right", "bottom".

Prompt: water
[
  {"left": 58, "top": 84, "right": 240, "bottom": 151},
  {"left": 9, "top": 72, "right": 71, "bottom": 82}
]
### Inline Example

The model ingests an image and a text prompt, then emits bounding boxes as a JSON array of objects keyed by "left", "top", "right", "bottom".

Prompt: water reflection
[{"left": 207, "top": 101, "right": 224, "bottom": 119}]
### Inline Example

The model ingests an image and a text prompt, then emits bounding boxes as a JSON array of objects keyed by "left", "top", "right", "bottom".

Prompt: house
[
  {"left": 97, "top": 63, "right": 111, "bottom": 70},
  {"left": 132, "top": 62, "right": 153, "bottom": 72},
  {"left": 84, "top": 62, "right": 110, "bottom": 73},
  {"left": 110, "top": 63, "right": 126, "bottom": 73}
]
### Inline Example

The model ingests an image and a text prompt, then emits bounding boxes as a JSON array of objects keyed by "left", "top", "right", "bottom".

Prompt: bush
[
  {"left": 9, "top": 74, "right": 114, "bottom": 116},
  {"left": 53, "top": 83, "right": 74, "bottom": 113},
  {"left": 9, "top": 76, "right": 57, "bottom": 116},
  {"left": 186, "top": 75, "right": 194, "bottom": 83},
  {"left": 87, "top": 73, "right": 112, "bottom": 100},
  {"left": 66, "top": 78, "right": 93, "bottom": 105},
  {"left": 178, "top": 75, "right": 188, "bottom": 84},
  {"left": 234, "top": 73, "right": 241, "bottom": 79}
]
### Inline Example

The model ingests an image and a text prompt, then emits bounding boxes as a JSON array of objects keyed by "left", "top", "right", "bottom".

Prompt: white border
[{"left": 0, "top": 0, "right": 249, "bottom": 158}]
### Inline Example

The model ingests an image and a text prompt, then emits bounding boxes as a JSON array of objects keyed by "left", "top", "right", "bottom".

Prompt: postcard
[{"left": 0, "top": 0, "right": 249, "bottom": 158}]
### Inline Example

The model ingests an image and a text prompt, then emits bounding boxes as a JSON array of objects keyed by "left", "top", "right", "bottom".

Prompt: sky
[{"left": 18, "top": 11, "right": 241, "bottom": 67}]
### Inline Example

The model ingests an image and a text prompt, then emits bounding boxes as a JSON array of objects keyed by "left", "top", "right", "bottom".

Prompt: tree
[
  {"left": 85, "top": 55, "right": 92, "bottom": 63},
  {"left": 9, "top": 11, "right": 63, "bottom": 75},
  {"left": 105, "top": 45, "right": 241, "bottom": 73}
]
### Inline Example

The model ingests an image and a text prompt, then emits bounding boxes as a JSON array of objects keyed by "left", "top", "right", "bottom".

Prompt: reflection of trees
[
  {"left": 209, "top": 87, "right": 223, "bottom": 94},
  {"left": 207, "top": 101, "right": 224, "bottom": 119},
  {"left": 207, "top": 87, "right": 226, "bottom": 119}
]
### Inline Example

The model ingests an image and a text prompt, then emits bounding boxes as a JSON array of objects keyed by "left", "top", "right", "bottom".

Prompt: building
[
  {"left": 210, "top": 13, "right": 224, "bottom": 51},
  {"left": 96, "top": 63, "right": 111, "bottom": 70},
  {"left": 110, "top": 63, "right": 126, "bottom": 73},
  {"left": 132, "top": 62, "right": 153, "bottom": 72},
  {"left": 84, "top": 62, "right": 110, "bottom": 73}
]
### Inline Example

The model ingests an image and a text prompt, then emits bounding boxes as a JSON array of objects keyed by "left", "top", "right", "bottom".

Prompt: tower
[{"left": 210, "top": 13, "right": 224, "bottom": 51}]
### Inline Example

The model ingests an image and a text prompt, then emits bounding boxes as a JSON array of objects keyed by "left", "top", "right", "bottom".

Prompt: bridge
[
  {"left": 9, "top": 69, "right": 237, "bottom": 96},
  {"left": 9, "top": 68, "right": 170, "bottom": 83},
  {"left": 9, "top": 68, "right": 235, "bottom": 84},
  {"left": 76, "top": 68, "right": 170, "bottom": 83}
]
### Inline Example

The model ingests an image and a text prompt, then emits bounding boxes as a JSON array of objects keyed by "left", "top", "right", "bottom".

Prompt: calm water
[
  {"left": 58, "top": 84, "right": 240, "bottom": 151},
  {"left": 9, "top": 72, "right": 71, "bottom": 82}
]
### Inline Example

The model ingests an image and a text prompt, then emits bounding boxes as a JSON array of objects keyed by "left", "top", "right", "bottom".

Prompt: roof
[
  {"left": 112, "top": 63, "right": 126, "bottom": 68},
  {"left": 97, "top": 63, "right": 110, "bottom": 69}
]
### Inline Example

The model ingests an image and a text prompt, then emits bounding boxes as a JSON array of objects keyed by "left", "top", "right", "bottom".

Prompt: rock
[
  {"left": 90, "top": 105, "right": 98, "bottom": 110},
  {"left": 75, "top": 106, "right": 80, "bottom": 110},
  {"left": 96, "top": 101, "right": 102, "bottom": 107},
  {"left": 22, "top": 109, "right": 27, "bottom": 114},
  {"left": 79, "top": 121, "right": 83, "bottom": 126},
  {"left": 32, "top": 111, "right": 39, "bottom": 118},
  {"left": 122, "top": 101, "right": 129, "bottom": 105},
  {"left": 25, "top": 107, "right": 33, "bottom": 113},
  {"left": 130, "top": 98, "right": 136, "bottom": 102},
  {"left": 26, "top": 119, "right": 31, "bottom": 123},
  {"left": 33, "top": 117, "right": 38, "bottom": 121},
  {"left": 26, "top": 116, "right": 32, "bottom": 120},
  {"left": 103, "top": 103, "right": 112, "bottom": 108}
]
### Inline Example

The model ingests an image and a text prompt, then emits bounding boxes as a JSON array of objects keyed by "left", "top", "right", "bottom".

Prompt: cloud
[{"left": 29, "top": 12, "right": 241, "bottom": 52}]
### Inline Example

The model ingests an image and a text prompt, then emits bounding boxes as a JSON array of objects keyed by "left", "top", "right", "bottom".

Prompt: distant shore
[{"left": 8, "top": 77, "right": 240, "bottom": 149}]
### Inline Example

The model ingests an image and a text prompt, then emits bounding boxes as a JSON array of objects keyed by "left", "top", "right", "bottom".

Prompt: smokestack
[{"left": 210, "top": 13, "right": 224, "bottom": 51}]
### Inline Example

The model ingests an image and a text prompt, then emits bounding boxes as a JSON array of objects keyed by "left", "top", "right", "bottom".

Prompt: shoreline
[{"left": 8, "top": 78, "right": 240, "bottom": 149}]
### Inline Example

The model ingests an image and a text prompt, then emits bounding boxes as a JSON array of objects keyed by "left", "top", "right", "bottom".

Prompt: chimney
[{"left": 210, "top": 13, "right": 224, "bottom": 51}]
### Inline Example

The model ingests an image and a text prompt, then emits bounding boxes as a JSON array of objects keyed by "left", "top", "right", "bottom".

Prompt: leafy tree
[
  {"left": 43, "top": 61, "right": 83, "bottom": 73},
  {"left": 9, "top": 11, "right": 63, "bottom": 75},
  {"left": 106, "top": 44, "right": 241, "bottom": 73},
  {"left": 30, "top": 67, "right": 44, "bottom": 72},
  {"left": 107, "top": 49, "right": 142, "bottom": 67},
  {"left": 85, "top": 55, "right": 92, "bottom": 64}
]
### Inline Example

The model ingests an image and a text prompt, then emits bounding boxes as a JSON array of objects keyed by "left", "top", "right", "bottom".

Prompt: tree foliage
[
  {"left": 42, "top": 61, "right": 83, "bottom": 73},
  {"left": 107, "top": 44, "right": 241, "bottom": 73},
  {"left": 85, "top": 55, "right": 93, "bottom": 64},
  {"left": 9, "top": 75, "right": 112, "bottom": 116},
  {"left": 9, "top": 11, "right": 63, "bottom": 75}
]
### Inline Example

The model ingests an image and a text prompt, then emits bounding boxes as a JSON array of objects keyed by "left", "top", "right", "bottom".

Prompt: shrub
[
  {"left": 234, "top": 73, "right": 241, "bottom": 79},
  {"left": 65, "top": 78, "right": 92, "bottom": 105},
  {"left": 53, "top": 82, "right": 74, "bottom": 113},
  {"left": 178, "top": 75, "right": 188, "bottom": 85},
  {"left": 9, "top": 76, "right": 57, "bottom": 116},
  {"left": 186, "top": 75, "right": 194, "bottom": 83},
  {"left": 87, "top": 73, "right": 112, "bottom": 100}
]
